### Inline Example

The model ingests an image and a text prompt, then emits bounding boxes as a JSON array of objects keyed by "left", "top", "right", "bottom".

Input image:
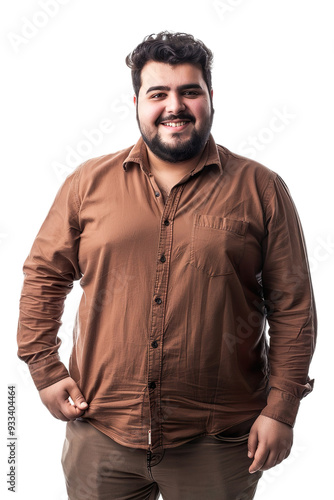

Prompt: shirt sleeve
[
  {"left": 17, "top": 169, "right": 82, "bottom": 391},
  {"left": 259, "top": 174, "right": 317, "bottom": 427}
]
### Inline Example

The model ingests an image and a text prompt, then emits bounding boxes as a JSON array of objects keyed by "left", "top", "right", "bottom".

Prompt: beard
[{"left": 136, "top": 107, "right": 214, "bottom": 163}]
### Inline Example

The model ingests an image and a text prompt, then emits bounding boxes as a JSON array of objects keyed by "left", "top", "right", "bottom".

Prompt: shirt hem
[{"left": 84, "top": 412, "right": 262, "bottom": 451}]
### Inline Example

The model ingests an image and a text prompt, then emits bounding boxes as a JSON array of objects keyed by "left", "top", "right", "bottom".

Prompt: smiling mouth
[{"left": 161, "top": 120, "right": 191, "bottom": 128}]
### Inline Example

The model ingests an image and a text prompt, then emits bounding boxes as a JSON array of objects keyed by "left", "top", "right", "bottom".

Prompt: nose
[{"left": 166, "top": 92, "right": 186, "bottom": 114}]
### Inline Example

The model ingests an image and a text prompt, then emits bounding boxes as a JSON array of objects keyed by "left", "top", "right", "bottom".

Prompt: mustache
[{"left": 156, "top": 113, "right": 195, "bottom": 126}]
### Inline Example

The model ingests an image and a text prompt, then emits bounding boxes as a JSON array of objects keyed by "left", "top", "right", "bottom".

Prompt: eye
[
  {"left": 151, "top": 93, "right": 166, "bottom": 99},
  {"left": 183, "top": 90, "right": 200, "bottom": 97}
]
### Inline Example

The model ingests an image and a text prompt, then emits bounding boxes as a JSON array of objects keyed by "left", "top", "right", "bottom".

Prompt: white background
[{"left": 1, "top": 0, "right": 333, "bottom": 498}]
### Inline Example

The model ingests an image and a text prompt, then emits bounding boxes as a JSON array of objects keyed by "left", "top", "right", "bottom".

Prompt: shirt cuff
[
  {"left": 260, "top": 387, "right": 300, "bottom": 427},
  {"left": 28, "top": 354, "right": 70, "bottom": 391}
]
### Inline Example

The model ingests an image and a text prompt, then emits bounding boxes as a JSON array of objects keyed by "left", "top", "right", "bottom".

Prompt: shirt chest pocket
[{"left": 189, "top": 214, "right": 249, "bottom": 277}]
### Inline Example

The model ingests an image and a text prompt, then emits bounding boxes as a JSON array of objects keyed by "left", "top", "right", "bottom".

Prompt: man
[{"left": 17, "top": 32, "right": 316, "bottom": 499}]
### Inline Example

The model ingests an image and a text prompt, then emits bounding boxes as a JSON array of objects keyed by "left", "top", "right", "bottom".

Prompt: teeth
[{"left": 163, "top": 121, "right": 188, "bottom": 127}]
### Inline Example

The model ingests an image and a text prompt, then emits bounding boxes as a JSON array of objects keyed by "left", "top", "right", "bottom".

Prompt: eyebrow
[{"left": 146, "top": 83, "right": 203, "bottom": 94}]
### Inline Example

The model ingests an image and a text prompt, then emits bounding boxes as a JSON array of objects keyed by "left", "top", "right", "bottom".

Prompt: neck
[{"left": 146, "top": 147, "right": 204, "bottom": 177}]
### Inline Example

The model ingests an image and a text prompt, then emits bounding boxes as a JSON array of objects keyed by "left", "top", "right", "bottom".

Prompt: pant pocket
[{"left": 212, "top": 432, "right": 250, "bottom": 443}]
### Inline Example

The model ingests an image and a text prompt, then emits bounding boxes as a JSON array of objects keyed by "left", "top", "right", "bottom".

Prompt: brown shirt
[{"left": 17, "top": 135, "right": 316, "bottom": 453}]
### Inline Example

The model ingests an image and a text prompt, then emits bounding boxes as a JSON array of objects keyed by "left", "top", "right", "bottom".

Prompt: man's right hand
[{"left": 39, "top": 377, "right": 88, "bottom": 421}]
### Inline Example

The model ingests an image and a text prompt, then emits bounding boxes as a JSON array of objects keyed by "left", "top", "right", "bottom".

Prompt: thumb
[
  {"left": 67, "top": 380, "right": 88, "bottom": 409},
  {"left": 247, "top": 426, "right": 258, "bottom": 459}
]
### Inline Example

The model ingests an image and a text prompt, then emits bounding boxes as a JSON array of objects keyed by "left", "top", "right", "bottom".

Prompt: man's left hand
[{"left": 248, "top": 415, "right": 293, "bottom": 474}]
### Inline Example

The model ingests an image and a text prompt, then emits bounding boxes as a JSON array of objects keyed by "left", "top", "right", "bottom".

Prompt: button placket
[
  {"left": 148, "top": 176, "right": 164, "bottom": 209},
  {"left": 147, "top": 184, "right": 185, "bottom": 451}
]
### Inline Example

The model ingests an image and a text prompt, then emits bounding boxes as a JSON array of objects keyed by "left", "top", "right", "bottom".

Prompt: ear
[{"left": 210, "top": 89, "right": 213, "bottom": 100}]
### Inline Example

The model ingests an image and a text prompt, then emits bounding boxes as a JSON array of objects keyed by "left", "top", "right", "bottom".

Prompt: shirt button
[
  {"left": 160, "top": 254, "right": 166, "bottom": 263},
  {"left": 164, "top": 219, "right": 170, "bottom": 226},
  {"left": 149, "top": 381, "right": 156, "bottom": 389},
  {"left": 151, "top": 340, "right": 158, "bottom": 348},
  {"left": 155, "top": 191, "right": 160, "bottom": 197},
  {"left": 155, "top": 297, "right": 162, "bottom": 304}
]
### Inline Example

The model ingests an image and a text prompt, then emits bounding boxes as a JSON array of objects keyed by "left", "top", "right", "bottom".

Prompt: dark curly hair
[{"left": 125, "top": 31, "right": 214, "bottom": 97}]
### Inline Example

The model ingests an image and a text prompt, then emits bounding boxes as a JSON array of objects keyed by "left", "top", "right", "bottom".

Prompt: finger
[
  {"left": 67, "top": 381, "right": 88, "bottom": 410},
  {"left": 45, "top": 403, "right": 69, "bottom": 421},
  {"left": 51, "top": 408, "right": 71, "bottom": 422},
  {"left": 249, "top": 444, "right": 269, "bottom": 474},
  {"left": 275, "top": 449, "right": 288, "bottom": 466},
  {"left": 50, "top": 393, "right": 83, "bottom": 421},
  {"left": 247, "top": 428, "right": 258, "bottom": 459},
  {"left": 56, "top": 411, "right": 71, "bottom": 422},
  {"left": 61, "top": 399, "right": 85, "bottom": 420},
  {"left": 258, "top": 450, "right": 278, "bottom": 471}
]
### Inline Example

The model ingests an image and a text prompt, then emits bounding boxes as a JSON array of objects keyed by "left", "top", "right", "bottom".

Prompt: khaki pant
[{"left": 61, "top": 419, "right": 262, "bottom": 500}]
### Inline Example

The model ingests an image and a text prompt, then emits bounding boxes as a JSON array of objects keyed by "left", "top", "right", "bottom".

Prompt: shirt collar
[{"left": 122, "top": 134, "right": 223, "bottom": 176}]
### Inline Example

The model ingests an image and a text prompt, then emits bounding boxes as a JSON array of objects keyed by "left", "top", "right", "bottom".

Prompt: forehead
[{"left": 140, "top": 61, "right": 206, "bottom": 91}]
